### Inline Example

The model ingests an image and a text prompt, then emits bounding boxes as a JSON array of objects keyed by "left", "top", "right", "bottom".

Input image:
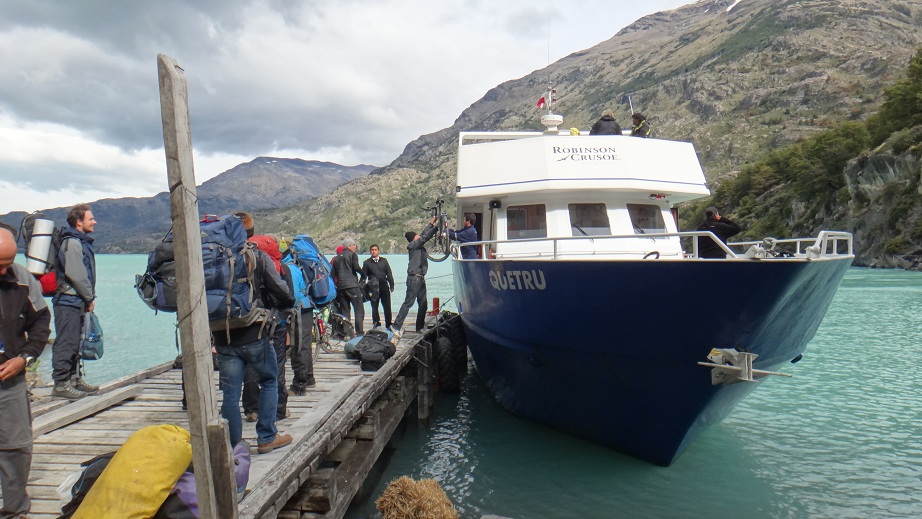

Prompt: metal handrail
[{"left": 449, "top": 230, "right": 854, "bottom": 261}]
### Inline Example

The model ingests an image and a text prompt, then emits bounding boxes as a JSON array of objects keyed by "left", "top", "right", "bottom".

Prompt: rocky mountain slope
[
  {"left": 1, "top": 158, "right": 373, "bottom": 252},
  {"left": 257, "top": 0, "right": 922, "bottom": 263}
]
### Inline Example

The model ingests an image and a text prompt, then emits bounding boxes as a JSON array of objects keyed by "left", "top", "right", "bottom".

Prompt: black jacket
[
  {"left": 590, "top": 115, "right": 622, "bottom": 135},
  {"left": 697, "top": 217, "right": 742, "bottom": 258},
  {"left": 407, "top": 223, "right": 437, "bottom": 276},
  {"left": 333, "top": 248, "right": 363, "bottom": 289},
  {"left": 362, "top": 256, "right": 395, "bottom": 291},
  {"left": 0, "top": 263, "right": 51, "bottom": 361}
]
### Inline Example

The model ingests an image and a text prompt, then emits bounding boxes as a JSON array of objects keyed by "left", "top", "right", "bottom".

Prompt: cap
[{"left": 405, "top": 231, "right": 416, "bottom": 242}]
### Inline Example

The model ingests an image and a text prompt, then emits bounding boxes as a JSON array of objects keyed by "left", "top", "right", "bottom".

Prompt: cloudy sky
[{"left": 0, "top": 0, "right": 694, "bottom": 213}]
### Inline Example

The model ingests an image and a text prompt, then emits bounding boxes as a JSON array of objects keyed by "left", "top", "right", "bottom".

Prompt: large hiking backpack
[
  {"left": 135, "top": 215, "right": 270, "bottom": 332},
  {"left": 353, "top": 329, "right": 397, "bottom": 371},
  {"left": 19, "top": 212, "right": 65, "bottom": 297},
  {"left": 282, "top": 234, "right": 336, "bottom": 306}
]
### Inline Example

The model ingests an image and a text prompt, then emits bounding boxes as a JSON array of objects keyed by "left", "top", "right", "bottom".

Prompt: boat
[{"left": 448, "top": 97, "right": 854, "bottom": 466}]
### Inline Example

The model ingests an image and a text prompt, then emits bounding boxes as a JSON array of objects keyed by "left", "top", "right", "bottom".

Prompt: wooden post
[{"left": 158, "top": 53, "right": 238, "bottom": 519}]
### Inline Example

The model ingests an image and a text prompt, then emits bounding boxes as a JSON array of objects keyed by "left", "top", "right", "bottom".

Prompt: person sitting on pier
[
  {"left": 448, "top": 213, "right": 480, "bottom": 259},
  {"left": 212, "top": 231, "right": 296, "bottom": 454},
  {"left": 696, "top": 206, "right": 742, "bottom": 259},
  {"left": 391, "top": 216, "right": 438, "bottom": 338},
  {"left": 630, "top": 112, "right": 652, "bottom": 138},
  {"left": 0, "top": 227, "right": 51, "bottom": 518},
  {"left": 589, "top": 109, "right": 622, "bottom": 135}
]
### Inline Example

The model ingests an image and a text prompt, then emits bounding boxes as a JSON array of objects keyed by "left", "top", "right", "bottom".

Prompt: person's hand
[
  {"left": 0, "top": 357, "right": 26, "bottom": 381},
  {"left": 390, "top": 286, "right": 395, "bottom": 293},
  {"left": 430, "top": 216, "right": 437, "bottom": 225},
  {"left": 87, "top": 299, "right": 96, "bottom": 313}
]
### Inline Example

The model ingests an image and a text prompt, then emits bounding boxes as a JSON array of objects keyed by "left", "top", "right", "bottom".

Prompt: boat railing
[{"left": 450, "top": 230, "right": 854, "bottom": 261}]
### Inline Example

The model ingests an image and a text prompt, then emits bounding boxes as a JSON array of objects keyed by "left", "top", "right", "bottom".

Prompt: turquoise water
[
  {"left": 344, "top": 267, "right": 922, "bottom": 519},
  {"left": 31, "top": 257, "right": 922, "bottom": 518}
]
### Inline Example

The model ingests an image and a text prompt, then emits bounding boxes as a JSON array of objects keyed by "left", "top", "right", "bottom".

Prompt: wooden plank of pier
[{"left": 22, "top": 312, "right": 438, "bottom": 519}]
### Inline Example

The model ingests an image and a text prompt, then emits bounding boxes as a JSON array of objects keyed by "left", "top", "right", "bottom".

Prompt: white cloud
[{"left": 0, "top": 0, "right": 694, "bottom": 213}]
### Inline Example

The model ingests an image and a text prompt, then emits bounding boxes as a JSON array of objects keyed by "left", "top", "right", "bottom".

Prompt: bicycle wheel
[
  {"left": 320, "top": 313, "right": 352, "bottom": 353},
  {"left": 310, "top": 316, "right": 323, "bottom": 361},
  {"left": 427, "top": 225, "right": 451, "bottom": 262}
]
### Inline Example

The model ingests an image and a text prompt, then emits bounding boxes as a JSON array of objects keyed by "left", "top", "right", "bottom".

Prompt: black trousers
[
  {"left": 336, "top": 287, "right": 365, "bottom": 334},
  {"left": 369, "top": 288, "right": 393, "bottom": 328},
  {"left": 242, "top": 322, "right": 288, "bottom": 419},
  {"left": 51, "top": 302, "right": 85, "bottom": 383},
  {"left": 290, "top": 310, "right": 314, "bottom": 389}
]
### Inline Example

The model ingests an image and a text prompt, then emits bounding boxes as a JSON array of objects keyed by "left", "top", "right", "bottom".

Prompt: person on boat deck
[
  {"left": 696, "top": 207, "right": 742, "bottom": 259},
  {"left": 391, "top": 216, "right": 438, "bottom": 337},
  {"left": 211, "top": 226, "right": 295, "bottom": 455},
  {"left": 362, "top": 244, "right": 396, "bottom": 329},
  {"left": 333, "top": 237, "right": 366, "bottom": 335},
  {"left": 631, "top": 112, "right": 652, "bottom": 138},
  {"left": 242, "top": 229, "right": 297, "bottom": 422},
  {"left": 448, "top": 213, "right": 480, "bottom": 259},
  {"left": 589, "top": 109, "right": 622, "bottom": 135},
  {"left": 51, "top": 204, "right": 99, "bottom": 400},
  {"left": 0, "top": 228, "right": 51, "bottom": 518}
]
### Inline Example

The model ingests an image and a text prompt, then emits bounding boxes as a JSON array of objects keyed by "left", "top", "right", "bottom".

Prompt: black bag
[
  {"left": 354, "top": 329, "right": 396, "bottom": 372},
  {"left": 58, "top": 452, "right": 117, "bottom": 518}
]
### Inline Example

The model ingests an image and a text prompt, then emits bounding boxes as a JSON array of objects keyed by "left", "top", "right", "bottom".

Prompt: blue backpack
[
  {"left": 282, "top": 234, "right": 336, "bottom": 306},
  {"left": 136, "top": 215, "right": 269, "bottom": 331}
]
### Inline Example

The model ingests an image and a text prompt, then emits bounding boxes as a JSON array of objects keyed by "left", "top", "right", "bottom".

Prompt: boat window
[
  {"left": 627, "top": 204, "right": 667, "bottom": 234},
  {"left": 506, "top": 204, "right": 547, "bottom": 239},
  {"left": 568, "top": 203, "right": 611, "bottom": 236}
]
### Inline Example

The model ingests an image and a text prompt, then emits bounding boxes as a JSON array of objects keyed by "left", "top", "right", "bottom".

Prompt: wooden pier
[{"left": 24, "top": 314, "right": 443, "bottom": 519}]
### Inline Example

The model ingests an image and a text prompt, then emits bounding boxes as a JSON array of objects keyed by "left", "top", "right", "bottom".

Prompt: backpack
[
  {"left": 353, "top": 329, "right": 397, "bottom": 371},
  {"left": 19, "top": 212, "right": 65, "bottom": 297},
  {"left": 282, "top": 234, "right": 336, "bottom": 306},
  {"left": 135, "top": 215, "right": 270, "bottom": 332}
]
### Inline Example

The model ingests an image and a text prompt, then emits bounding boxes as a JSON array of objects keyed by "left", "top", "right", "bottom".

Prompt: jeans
[
  {"left": 216, "top": 336, "right": 279, "bottom": 446},
  {"left": 242, "top": 322, "right": 288, "bottom": 419},
  {"left": 394, "top": 275, "right": 427, "bottom": 332}
]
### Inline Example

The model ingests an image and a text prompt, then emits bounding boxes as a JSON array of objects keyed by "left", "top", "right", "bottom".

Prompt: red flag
[{"left": 536, "top": 96, "right": 546, "bottom": 108}]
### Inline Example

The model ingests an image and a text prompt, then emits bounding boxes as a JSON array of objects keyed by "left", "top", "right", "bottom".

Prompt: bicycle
[
  {"left": 423, "top": 197, "right": 451, "bottom": 262},
  {"left": 310, "top": 304, "right": 355, "bottom": 360}
]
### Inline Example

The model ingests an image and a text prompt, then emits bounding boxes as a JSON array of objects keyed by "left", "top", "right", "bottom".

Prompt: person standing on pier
[
  {"left": 333, "top": 237, "right": 365, "bottom": 335},
  {"left": 362, "top": 244, "right": 395, "bottom": 329},
  {"left": 212, "top": 230, "right": 296, "bottom": 454},
  {"left": 51, "top": 204, "right": 99, "bottom": 400},
  {"left": 0, "top": 227, "right": 51, "bottom": 517},
  {"left": 391, "top": 216, "right": 438, "bottom": 337}
]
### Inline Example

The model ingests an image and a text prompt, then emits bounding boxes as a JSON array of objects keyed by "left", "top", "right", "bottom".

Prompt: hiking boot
[
  {"left": 257, "top": 432, "right": 292, "bottom": 454},
  {"left": 73, "top": 378, "right": 99, "bottom": 394},
  {"left": 245, "top": 411, "right": 258, "bottom": 423},
  {"left": 305, "top": 375, "right": 316, "bottom": 388},
  {"left": 290, "top": 384, "right": 307, "bottom": 396},
  {"left": 52, "top": 380, "right": 87, "bottom": 400}
]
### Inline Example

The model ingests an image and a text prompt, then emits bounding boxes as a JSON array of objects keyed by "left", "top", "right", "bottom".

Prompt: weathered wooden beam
[
  {"left": 416, "top": 339, "right": 433, "bottom": 423},
  {"left": 32, "top": 386, "right": 142, "bottom": 438},
  {"left": 158, "top": 52, "right": 235, "bottom": 519}
]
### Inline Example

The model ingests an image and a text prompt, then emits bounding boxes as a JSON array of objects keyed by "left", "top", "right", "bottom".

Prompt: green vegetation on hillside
[{"left": 682, "top": 45, "right": 922, "bottom": 242}]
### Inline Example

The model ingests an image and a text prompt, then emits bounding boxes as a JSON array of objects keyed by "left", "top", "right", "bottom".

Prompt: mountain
[
  {"left": 255, "top": 0, "right": 922, "bottom": 263},
  {"left": 1, "top": 158, "right": 374, "bottom": 252}
]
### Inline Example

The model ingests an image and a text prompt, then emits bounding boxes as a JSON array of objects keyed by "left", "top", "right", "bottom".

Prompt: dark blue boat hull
[{"left": 452, "top": 257, "right": 852, "bottom": 466}]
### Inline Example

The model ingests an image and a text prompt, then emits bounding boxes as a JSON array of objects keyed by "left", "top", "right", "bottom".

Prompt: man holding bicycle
[
  {"left": 448, "top": 213, "right": 480, "bottom": 259},
  {"left": 391, "top": 216, "right": 438, "bottom": 337}
]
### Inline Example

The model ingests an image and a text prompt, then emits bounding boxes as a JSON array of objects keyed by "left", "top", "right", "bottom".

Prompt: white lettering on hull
[{"left": 489, "top": 270, "right": 546, "bottom": 290}]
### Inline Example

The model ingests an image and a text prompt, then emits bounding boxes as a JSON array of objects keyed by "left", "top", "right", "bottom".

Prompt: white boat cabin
[{"left": 454, "top": 129, "right": 712, "bottom": 260}]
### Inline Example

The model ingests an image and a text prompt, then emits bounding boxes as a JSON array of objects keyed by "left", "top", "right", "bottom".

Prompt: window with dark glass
[
  {"left": 627, "top": 203, "right": 667, "bottom": 234},
  {"left": 506, "top": 204, "right": 547, "bottom": 239},
  {"left": 568, "top": 203, "right": 611, "bottom": 236}
]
